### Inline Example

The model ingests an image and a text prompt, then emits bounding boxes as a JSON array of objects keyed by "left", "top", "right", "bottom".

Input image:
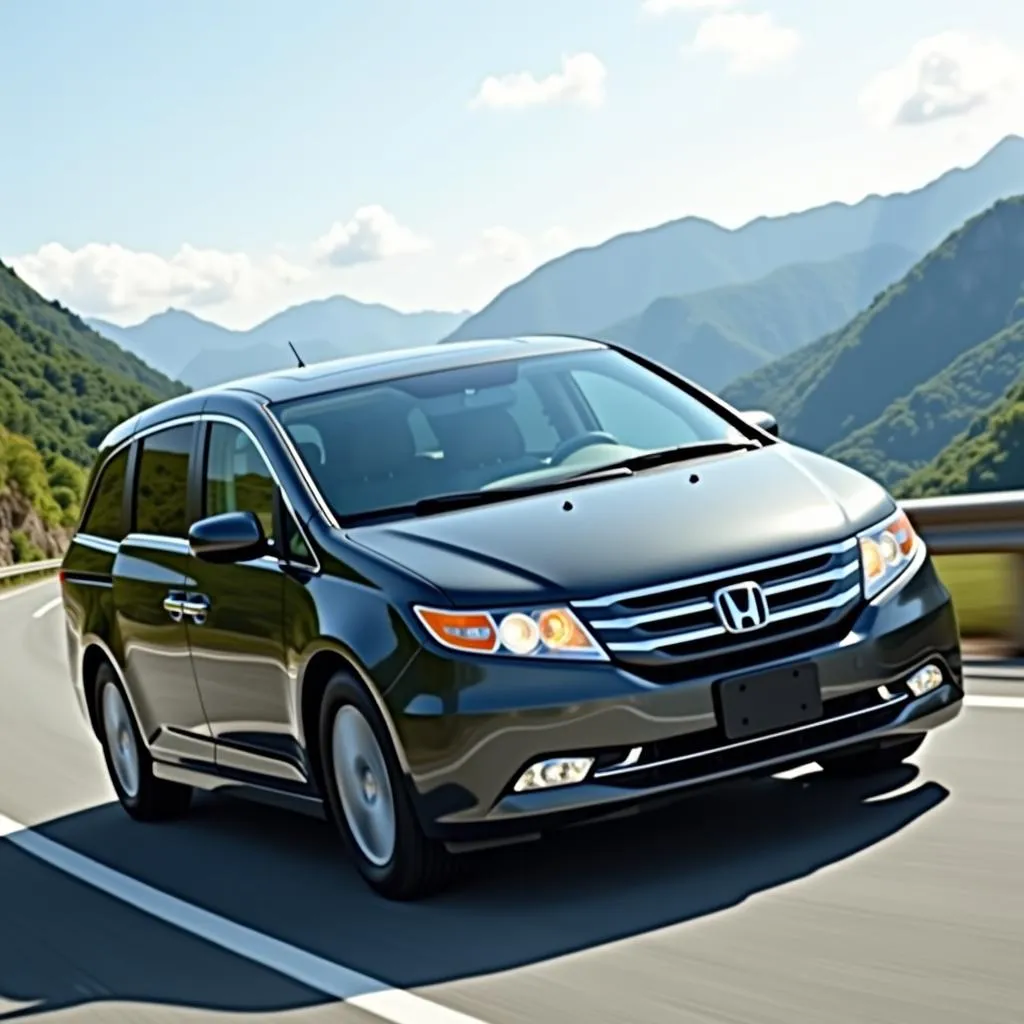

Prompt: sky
[{"left": 2, "top": 0, "right": 1023, "bottom": 330}]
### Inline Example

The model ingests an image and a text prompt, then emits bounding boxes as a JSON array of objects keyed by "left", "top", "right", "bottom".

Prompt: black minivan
[{"left": 61, "top": 335, "right": 963, "bottom": 899}]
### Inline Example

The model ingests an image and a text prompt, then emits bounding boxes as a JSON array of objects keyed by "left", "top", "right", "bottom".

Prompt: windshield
[{"left": 273, "top": 347, "right": 754, "bottom": 521}]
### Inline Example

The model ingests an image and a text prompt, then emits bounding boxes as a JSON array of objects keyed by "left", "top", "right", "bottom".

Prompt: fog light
[
  {"left": 513, "top": 756, "right": 594, "bottom": 793},
  {"left": 907, "top": 663, "right": 943, "bottom": 697}
]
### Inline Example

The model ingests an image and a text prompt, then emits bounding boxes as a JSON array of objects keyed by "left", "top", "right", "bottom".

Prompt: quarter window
[
  {"left": 204, "top": 423, "right": 276, "bottom": 542},
  {"left": 80, "top": 447, "right": 129, "bottom": 541},
  {"left": 134, "top": 424, "right": 194, "bottom": 538}
]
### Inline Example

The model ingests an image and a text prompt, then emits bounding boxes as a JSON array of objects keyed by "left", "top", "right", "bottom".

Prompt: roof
[
  {"left": 217, "top": 334, "right": 606, "bottom": 404},
  {"left": 95, "top": 335, "right": 608, "bottom": 449}
]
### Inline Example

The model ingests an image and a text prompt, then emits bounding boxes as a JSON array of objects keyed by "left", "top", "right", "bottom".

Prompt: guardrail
[
  {"left": 0, "top": 559, "right": 62, "bottom": 582},
  {"left": 903, "top": 490, "right": 1024, "bottom": 652}
]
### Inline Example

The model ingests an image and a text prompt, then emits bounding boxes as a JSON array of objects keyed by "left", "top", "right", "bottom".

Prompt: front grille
[{"left": 574, "top": 538, "right": 863, "bottom": 680}]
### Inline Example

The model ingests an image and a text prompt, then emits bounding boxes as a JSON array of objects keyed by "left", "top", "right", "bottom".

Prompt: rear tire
[
  {"left": 817, "top": 734, "right": 926, "bottom": 778},
  {"left": 318, "top": 670, "right": 456, "bottom": 900},
  {"left": 94, "top": 662, "right": 192, "bottom": 821}
]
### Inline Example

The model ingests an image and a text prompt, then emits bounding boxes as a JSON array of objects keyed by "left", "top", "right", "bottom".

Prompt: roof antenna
[{"left": 287, "top": 340, "right": 306, "bottom": 368}]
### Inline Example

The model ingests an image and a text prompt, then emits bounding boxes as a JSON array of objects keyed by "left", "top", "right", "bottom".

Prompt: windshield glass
[{"left": 273, "top": 347, "right": 752, "bottom": 520}]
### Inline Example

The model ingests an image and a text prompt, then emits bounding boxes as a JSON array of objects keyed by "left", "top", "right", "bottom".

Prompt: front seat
[{"left": 432, "top": 405, "right": 543, "bottom": 489}]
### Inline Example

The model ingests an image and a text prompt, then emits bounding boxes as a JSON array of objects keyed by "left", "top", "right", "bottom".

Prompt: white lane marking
[
  {"left": 0, "top": 577, "right": 58, "bottom": 603},
  {"left": 964, "top": 694, "right": 1024, "bottom": 710},
  {"left": 0, "top": 811, "right": 487, "bottom": 1024},
  {"left": 32, "top": 596, "right": 62, "bottom": 619}
]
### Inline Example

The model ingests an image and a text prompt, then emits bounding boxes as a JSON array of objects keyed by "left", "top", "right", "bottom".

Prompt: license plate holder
[{"left": 717, "top": 662, "right": 823, "bottom": 740}]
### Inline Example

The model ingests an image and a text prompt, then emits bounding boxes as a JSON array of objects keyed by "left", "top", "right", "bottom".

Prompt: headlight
[
  {"left": 858, "top": 506, "right": 922, "bottom": 600},
  {"left": 413, "top": 605, "right": 607, "bottom": 660}
]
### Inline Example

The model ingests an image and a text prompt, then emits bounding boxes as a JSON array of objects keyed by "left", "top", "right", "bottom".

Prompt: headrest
[
  {"left": 432, "top": 406, "right": 526, "bottom": 466},
  {"left": 325, "top": 397, "right": 417, "bottom": 477}
]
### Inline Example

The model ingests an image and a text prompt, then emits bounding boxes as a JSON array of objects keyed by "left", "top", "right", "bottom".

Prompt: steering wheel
[{"left": 549, "top": 431, "right": 621, "bottom": 465}]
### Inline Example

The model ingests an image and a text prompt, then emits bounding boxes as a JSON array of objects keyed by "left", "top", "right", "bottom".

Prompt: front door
[
  {"left": 185, "top": 419, "right": 305, "bottom": 787},
  {"left": 114, "top": 422, "right": 215, "bottom": 768}
]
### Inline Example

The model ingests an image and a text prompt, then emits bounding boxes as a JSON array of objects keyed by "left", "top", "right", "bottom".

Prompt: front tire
[
  {"left": 817, "top": 734, "right": 926, "bottom": 777},
  {"left": 94, "top": 662, "right": 192, "bottom": 821},
  {"left": 318, "top": 670, "right": 456, "bottom": 900}
]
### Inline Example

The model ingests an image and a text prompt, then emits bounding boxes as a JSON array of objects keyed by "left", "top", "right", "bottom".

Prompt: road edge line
[{"left": 0, "top": 811, "right": 487, "bottom": 1024}]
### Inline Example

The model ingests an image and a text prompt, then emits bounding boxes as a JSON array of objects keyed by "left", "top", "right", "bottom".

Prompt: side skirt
[{"left": 153, "top": 760, "right": 328, "bottom": 820}]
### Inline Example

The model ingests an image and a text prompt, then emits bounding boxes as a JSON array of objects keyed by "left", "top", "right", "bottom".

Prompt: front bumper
[{"left": 385, "top": 555, "right": 963, "bottom": 842}]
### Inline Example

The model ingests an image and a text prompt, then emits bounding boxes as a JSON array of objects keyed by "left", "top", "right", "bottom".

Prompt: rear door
[{"left": 114, "top": 421, "right": 215, "bottom": 768}]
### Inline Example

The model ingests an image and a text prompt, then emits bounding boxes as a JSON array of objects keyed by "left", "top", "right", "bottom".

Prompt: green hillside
[
  {"left": 0, "top": 261, "right": 184, "bottom": 562},
  {"left": 601, "top": 245, "right": 917, "bottom": 392},
  {"left": 898, "top": 377, "right": 1024, "bottom": 497},
  {"left": 826, "top": 320, "right": 1024, "bottom": 486},
  {"left": 0, "top": 262, "right": 182, "bottom": 398},
  {"left": 721, "top": 196, "right": 1024, "bottom": 465},
  {"left": 0, "top": 424, "right": 87, "bottom": 563},
  {"left": 0, "top": 261, "right": 185, "bottom": 466}
]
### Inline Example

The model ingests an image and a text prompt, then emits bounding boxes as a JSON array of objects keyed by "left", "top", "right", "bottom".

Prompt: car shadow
[{"left": 0, "top": 764, "right": 948, "bottom": 1019}]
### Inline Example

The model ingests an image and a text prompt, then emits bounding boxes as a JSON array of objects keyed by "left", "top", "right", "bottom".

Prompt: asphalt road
[{"left": 1, "top": 578, "right": 1023, "bottom": 1023}]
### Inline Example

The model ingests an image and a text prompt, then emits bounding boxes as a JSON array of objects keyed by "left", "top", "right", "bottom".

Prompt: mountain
[
  {"left": 89, "top": 309, "right": 236, "bottom": 379},
  {"left": 445, "top": 135, "right": 1024, "bottom": 344},
  {"left": 827, "top": 320, "right": 1024, "bottom": 486},
  {"left": 1, "top": 262, "right": 182, "bottom": 398},
  {"left": 0, "top": 261, "right": 183, "bottom": 562},
  {"left": 599, "top": 244, "right": 918, "bottom": 392},
  {"left": 90, "top": 296, "right": 471, "bottom": 388},
  {"left": 898, "top": 377, "right": 1024, "bottom": 497},
  {"left": 0, "top": 260, "right": 183, "bottom": 465},
  {"left": 720, "top": 195, "right": 1024, "bottom": 487}
]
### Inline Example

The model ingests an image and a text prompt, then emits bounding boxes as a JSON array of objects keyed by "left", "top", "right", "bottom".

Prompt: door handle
[
  {"left": 182, "top": 593, "right": 210, "bottom": 626},
  {"left": 163, "top": 593, "right": 186, "bottom": 623}
]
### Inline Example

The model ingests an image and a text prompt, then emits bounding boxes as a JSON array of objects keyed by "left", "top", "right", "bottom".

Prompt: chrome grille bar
[
  {"left": 573, "top": 536, "right": 858, "bottom": 610},
  {"left": 575, "top": 536, "right": 864, "bottom": 662}
]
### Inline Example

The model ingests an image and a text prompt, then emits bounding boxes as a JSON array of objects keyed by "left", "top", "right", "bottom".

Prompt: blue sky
[{"left": 2, "top": 0, "right": 1022, "bottom": 328}]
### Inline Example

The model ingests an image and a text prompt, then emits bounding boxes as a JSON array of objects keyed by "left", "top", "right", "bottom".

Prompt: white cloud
[
  {"left": 313, "top": 205, "right": 430, "bottom": 267},
  {"left": 860, "top": 32, "right": 1024, "bottom": 129},
  {"left": 642, "top": 0, "right": 737, "bottom": 14},
  {"left": 11, "top": 242, "right": 309, "bottom": 317},
  {"left": 470, "top": 53, "right": 607, "bottom": 110},
  {"left": 689, "top": 11, "right": 801, "bottom": 74},
  {"left": 459, "top": 225, "right": 575, "bottom": 267}
]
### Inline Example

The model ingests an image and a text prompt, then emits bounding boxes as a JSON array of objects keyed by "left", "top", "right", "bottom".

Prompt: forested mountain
[
  {"left": 600, "top": 245, "right": 917, "bottom": 392},
  {"left": 721, "top": 196, "right": 1024, "bottom": 487},
  {"left": 899, "top": 377, "right": 1024, "bottom": 497},
  {"left": 0, "top": 261, "right": 183, "bottom": 563}
]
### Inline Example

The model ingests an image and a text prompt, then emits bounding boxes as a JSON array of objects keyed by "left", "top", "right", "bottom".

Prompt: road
[{"left": 1, "top": 577, "right": 1022, "bottom": 1023}]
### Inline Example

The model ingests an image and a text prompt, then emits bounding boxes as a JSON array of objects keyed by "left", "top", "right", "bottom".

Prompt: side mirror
[
  {"left": 740, "top": 409, "right": 779, "bottom": 437},
  {"left": 188, "top": 511, "right": 268, "bottom": 564}
]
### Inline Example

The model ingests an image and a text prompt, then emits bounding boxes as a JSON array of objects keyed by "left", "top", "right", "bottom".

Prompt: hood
[{"left": 345, "top": 444, "right": 893, "bottom": 606}]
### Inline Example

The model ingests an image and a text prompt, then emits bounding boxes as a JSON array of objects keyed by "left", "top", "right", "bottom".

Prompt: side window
[
  {"left": 134, "top": 424, "right": 194, "bottom": 538},
  {"left": 205, "top": 423, "right": 276, "bottom": 542},
  {"left": 80, "top": 447, "right": 129, "bottom": 541},
  {"left": 570, "top": 369, "right": 700, "bottom": 449},
  {"left": 282, "top": 505, "right": 315, "bottom": 565}
]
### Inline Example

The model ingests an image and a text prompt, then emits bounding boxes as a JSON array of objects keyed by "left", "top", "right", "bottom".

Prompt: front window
[{"left": 273, "top": 348, "right": 750, "bottom": 521}]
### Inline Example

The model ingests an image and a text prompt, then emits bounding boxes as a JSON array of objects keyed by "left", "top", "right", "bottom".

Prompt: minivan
[{"left": 61, "top": 335, "right": 963, "bottom": 899}]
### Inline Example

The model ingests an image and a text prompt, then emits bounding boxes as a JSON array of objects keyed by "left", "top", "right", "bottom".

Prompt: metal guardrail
[
  {"left": 0, "top": 558, "right": 62, "bottom": 581},
  {"left": 903, "top": 490, "right": 1024, "bottom": 652},
  {"left": 903, "top": 490, "right": 1024, "bottom": 554}
]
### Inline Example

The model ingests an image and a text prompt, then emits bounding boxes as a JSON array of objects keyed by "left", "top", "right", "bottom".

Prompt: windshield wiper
[
  {"left": 562, "top": 439, "right": 758, "bottom": 480},
  {"left": 413, "top": 465, "right": 633, "bottom": 515}
]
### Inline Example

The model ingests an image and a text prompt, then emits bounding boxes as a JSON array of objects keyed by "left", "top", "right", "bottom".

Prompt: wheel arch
[
  {"left": 298, "top": 642, "right": 415, "bottom": 799},
  {"left": 80, "top": 638, "right": 148, "bottom": 748}
]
